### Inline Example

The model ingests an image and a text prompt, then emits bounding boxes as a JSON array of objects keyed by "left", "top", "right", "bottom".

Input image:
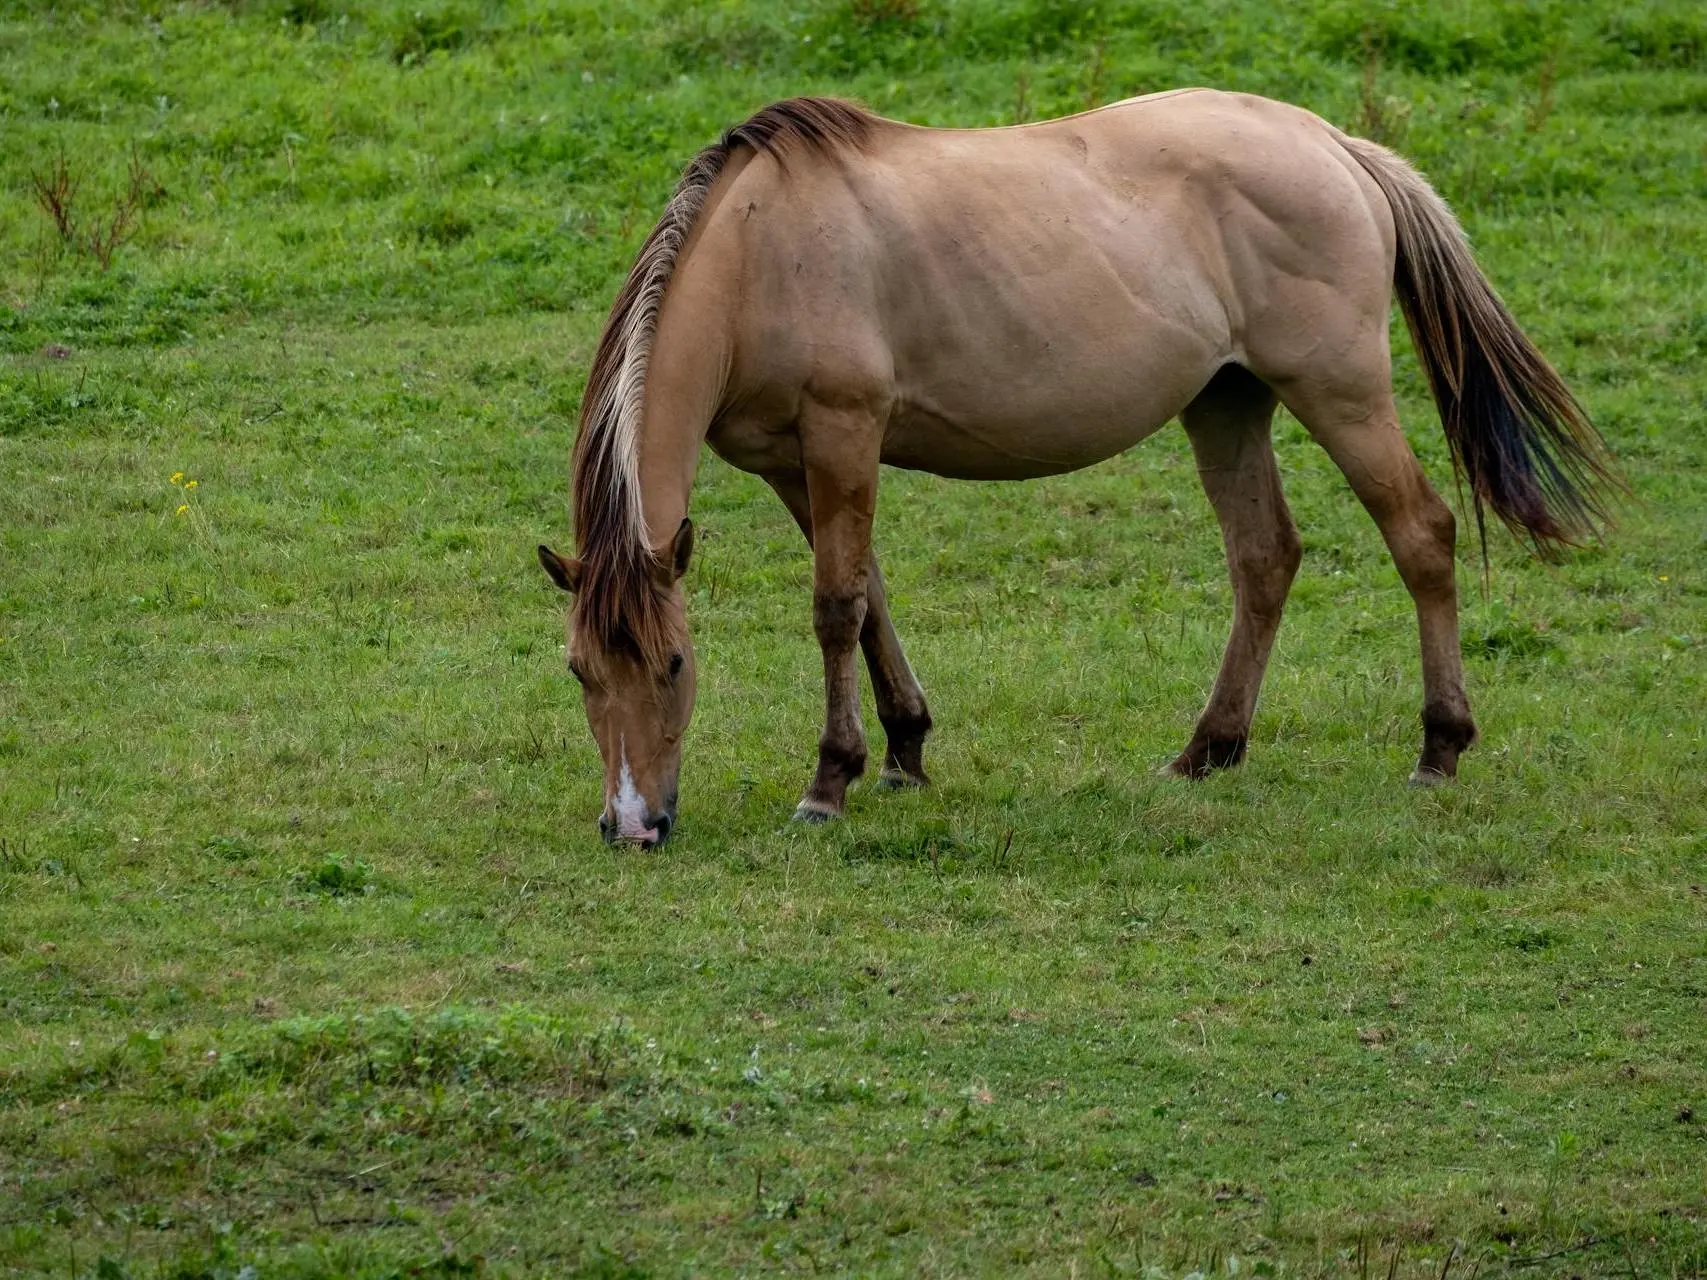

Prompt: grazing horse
[{"left": 538, "top": 90, "right": 1614, "bottom": 846}]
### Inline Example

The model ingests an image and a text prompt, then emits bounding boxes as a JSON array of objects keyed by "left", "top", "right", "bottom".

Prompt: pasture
[{"left": 2, "top": 1, "right": 1704, "bottom": 1275}]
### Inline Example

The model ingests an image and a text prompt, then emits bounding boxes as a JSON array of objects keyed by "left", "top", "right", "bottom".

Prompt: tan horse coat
[{"left": 541, "top": 90, "right": 1612, "bottom": 843}]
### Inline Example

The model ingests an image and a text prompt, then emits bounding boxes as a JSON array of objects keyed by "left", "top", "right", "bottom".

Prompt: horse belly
[
  {"left": 871, "top": 181, "right": 1227, "bottom": 479},
  {"left": 879, "top": 313, "right": 1218, "bottom": 480}
]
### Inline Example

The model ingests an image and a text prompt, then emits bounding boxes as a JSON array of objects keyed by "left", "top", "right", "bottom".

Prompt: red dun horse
[{"left": 539, "top": 90, "right": 1614, "bottom": 846}]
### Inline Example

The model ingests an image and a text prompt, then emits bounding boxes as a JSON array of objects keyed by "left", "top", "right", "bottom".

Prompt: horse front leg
[
  {"left": 861, "top": 558, "right": 932, "bottom": 788},
  {"left": 763, "top": 473, "right": 933, "bottom": 791},
  {"left": 793, "top": 402, "right": 885, "bottom": 822}
]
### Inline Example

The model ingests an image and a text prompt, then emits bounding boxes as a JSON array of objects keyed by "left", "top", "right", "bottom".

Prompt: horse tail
[{"left": 1337, "top": 133, "right": 1620, "bottom": 552}]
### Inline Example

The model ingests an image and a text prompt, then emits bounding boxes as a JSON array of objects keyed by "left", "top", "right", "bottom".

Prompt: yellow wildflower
[
  {"left": 176, "top": 504, "right": 189, "bottom": 516},
  {"left": 185, "top": 479, "right": 199, "bottom": 490},
  {"left": 170, "top": 472, "right": 184, "bottom": 485}
]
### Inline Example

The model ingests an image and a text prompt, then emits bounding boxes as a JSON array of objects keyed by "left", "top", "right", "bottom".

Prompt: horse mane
[{"left": 570, "top": 96, "right": 879, "bottom": 667}]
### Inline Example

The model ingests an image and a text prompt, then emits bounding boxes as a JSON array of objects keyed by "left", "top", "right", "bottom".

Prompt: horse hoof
[
  {"left": 791, "top": 801, "right": 838, "bottom": 824},
  {"left": 1408, "top": 767, "right": 1452, "bottom": 788},
  {"left": 1156, "top": 757, "right": 1202, "bottom": 780},
  {"left": 876, "top": 769, "right": 926, "bottom": 791}
]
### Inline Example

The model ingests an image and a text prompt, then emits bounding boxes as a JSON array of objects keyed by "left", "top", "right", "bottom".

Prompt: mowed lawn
[{"left": 2, "top": 2, "right": 1704, "bottom": 1276}]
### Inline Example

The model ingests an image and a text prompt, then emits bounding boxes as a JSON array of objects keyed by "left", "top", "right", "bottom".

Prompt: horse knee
[
  {"left": 880, "top": 701, "right": 932, "bottom": 744},
  {"left": 898, "top": 701, "right": 932, "bottom": 735},
  {"left": 816, "top": 732, "right": 867, "bottom": 779},
  {"left": 813, "top": 588, "right": 867, "bottom": 649}
]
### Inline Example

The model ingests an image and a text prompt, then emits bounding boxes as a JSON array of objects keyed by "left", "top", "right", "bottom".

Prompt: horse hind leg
[
  {"left": 1264, "top": 355, "right": 1478, "bottom": 782},
  {"left": 1164, "top": 365, "right": 1302, "bottom": 779}
]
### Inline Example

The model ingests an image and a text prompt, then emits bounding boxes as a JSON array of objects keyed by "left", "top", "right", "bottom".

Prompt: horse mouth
[{"left": 599, "top": 811, "right": 673, "bottom": 847}]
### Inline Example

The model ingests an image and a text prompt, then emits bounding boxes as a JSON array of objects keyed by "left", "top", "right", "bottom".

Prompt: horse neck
[{"left": 633, "top": 287, "right": 731, "bottom": 554}]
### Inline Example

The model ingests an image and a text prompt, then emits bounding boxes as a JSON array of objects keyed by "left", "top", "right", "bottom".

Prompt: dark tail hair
[{"left": 1339, "top": 134, "right": 1621, "bottom": 553}]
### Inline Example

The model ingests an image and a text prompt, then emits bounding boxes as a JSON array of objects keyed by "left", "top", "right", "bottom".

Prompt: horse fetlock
[
  {"left": 817, "top": 733, "right": 867, "bottom": 775},
  {"left": 877, "top": 699, "right": 931, "bottom": 735},
  {"left": 895, "top": 701, "right": 933, "bottom": 731},
  {"left": 1416, "top": 707, "right": 1477, "bottom": 780},
  {"left": 877, "top": 709, "right": 931, "bottom": 783},
  {"left": 803, "top": 737, "right": 865, "bottom": 813},
  {"left": 1422, "top": 705, "right": 1477, "bottom": 743}
]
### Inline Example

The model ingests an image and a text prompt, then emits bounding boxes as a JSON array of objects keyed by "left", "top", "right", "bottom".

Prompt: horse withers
[{"left": 539, "top": 90, "right": 1615, "bottom": 846}]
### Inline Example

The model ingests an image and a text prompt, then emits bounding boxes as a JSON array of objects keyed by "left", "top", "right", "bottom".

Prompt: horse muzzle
[{"left": 598, "top": 808, "right": 673, "bottom": 849}]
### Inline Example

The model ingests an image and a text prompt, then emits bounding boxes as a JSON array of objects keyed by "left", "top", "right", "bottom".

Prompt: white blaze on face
[{"left": 611, "top": 735, "right": 654, "bottom": 840}]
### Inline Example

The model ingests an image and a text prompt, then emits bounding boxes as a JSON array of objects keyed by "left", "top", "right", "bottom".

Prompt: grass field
[{"left": 2, "top": 2, "right": 1705, "bottom": 1276}]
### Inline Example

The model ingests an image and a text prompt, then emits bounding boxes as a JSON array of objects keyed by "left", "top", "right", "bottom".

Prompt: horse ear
[
  {"left": 537, "top": 544, "right": 582, "bottom": 593},
  {"left": 669, "top": 518, "right": 694, "bottom": 581}
]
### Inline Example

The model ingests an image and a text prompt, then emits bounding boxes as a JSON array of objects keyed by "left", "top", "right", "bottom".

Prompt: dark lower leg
[
  {"left": 1418, "top": 700, "right": 1478, "bottom": 780},
  {"left": 861, "top": 562, "right": 931, "bottom": 785},
  {"left": 1298, "top": 414, "right": 1477, "bottom": 782},
  {"left": 765, "top": 473, "right": 930, "bottom": 791},
  {"left": 799, "top": 587, "right": 869, "bottom": 818},
  {"left": 1169, "top": 732, "right": 1252, "bottom": 778},
  {"left": 1401, "top": 501, "right": 1478, "bottom": 781},
  {"left": 1170, "top": 558, "right": 1299, "bottom": 776},
  {"left": 1168, "top": 370, "right": 1297, "bottom": 779}
]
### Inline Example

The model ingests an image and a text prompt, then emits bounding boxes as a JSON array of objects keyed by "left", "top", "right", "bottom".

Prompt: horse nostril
[
  {"left": 597, "top": 814, "right": 615, "bottom": 844},
  {"left": 651, "top": 812, "right": 673, "bottom": 845}
]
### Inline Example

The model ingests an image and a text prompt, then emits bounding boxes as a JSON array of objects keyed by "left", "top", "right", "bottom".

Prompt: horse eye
[{"left": 668, "top": 653, "right": 684, "bottom": 680}]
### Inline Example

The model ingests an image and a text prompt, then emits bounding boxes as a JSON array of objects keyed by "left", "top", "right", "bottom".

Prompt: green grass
[{"left": 2, "top": 2, "right": 1705, "bottom": 1276}]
